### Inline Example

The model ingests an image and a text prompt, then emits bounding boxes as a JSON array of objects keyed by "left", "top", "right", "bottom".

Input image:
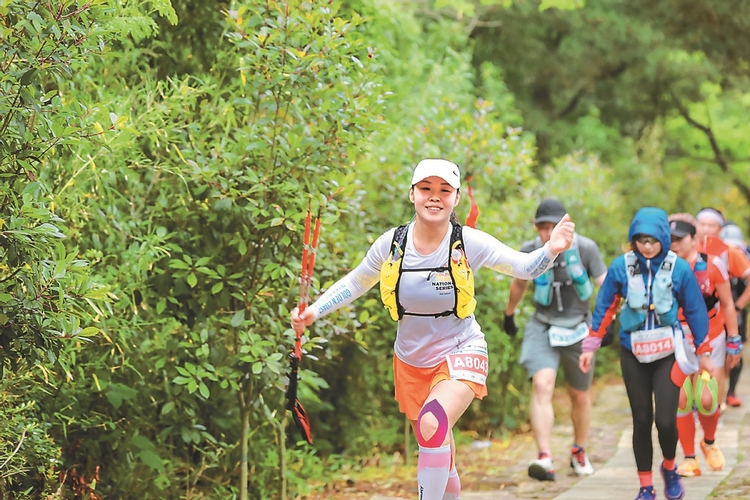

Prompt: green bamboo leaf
[{"left": 75, "top": 327, "right": 99, "bottom": 337}]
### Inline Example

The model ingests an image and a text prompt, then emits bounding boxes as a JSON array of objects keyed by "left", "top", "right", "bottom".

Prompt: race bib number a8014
[
  {"left": 446, "top": 341, "right": 489, "bottom": 385},
  {"left": 631, "top": 326, "right": 675, "bottom": 363}
]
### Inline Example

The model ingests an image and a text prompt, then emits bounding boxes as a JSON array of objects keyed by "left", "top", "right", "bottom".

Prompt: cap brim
[
  {"left": 411, "top": 174, "right": 460, "bottom": 189},
  {"left": 670, "top": 230, "right": 691, "bottom": 238},
  {"left": 534, "top": 215, "right": 563, "bottom": 224}
]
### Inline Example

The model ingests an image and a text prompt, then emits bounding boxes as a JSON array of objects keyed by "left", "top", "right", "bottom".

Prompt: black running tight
[
  {"left": 729, "top": 358, "right": 743, "bottom": 395},
  {"left": 620, "top": 346, "right": 680, "bottom": 472}
]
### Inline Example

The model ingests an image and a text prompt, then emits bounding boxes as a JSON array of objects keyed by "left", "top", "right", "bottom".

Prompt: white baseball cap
[{"left": 410, "top": 159, "right": 461, "bottom": 189}]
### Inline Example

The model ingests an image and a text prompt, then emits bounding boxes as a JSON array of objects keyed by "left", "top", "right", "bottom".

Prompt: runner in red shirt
[{"left": 668, "top": 214, "right": 741, "bottom": 477}]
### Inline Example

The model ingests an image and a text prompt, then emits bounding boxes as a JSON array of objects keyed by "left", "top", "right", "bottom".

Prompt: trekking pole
[
  {"left": 285, "top": 200, "right": 320, "bottom": 445},
  {"left": 294, "top": 201, "right": 313, "bottom": 359}
]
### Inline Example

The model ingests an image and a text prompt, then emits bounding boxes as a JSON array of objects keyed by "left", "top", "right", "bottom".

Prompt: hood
[{"left": 628, "top": 207, "right": 671, "bottom": 267}]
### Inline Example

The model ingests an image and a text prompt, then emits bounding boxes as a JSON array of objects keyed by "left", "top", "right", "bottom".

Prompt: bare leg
[
  {"left": 568, "top": 384, "right": 591, "bottom": 446},
  {"left": 530, "top": 368, "right": 557, "bottom": 455}
]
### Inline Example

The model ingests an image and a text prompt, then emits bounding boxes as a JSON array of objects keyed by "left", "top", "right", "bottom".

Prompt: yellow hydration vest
[{"left": 379, "top": 221, "right": 476, "bottom": 321}]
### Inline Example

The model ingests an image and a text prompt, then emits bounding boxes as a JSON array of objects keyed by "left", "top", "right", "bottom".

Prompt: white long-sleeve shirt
[{"left": 308, "top": 222, "right": 555, "bottom": 368}]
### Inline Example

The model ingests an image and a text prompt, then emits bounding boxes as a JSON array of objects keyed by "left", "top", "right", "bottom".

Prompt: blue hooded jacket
[{"left": 590, "top": 207, "right": 709, "bottom": 352}]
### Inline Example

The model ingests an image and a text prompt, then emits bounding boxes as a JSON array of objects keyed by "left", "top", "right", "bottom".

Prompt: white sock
[{"left": 417, "top": 444, "right": 451, "bottom": 500}]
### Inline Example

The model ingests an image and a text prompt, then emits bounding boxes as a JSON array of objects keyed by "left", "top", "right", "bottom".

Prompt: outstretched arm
[
  {"left": 291, "top": 265, "right": 380, "bottom": 330},
  {"left": 291, "top": 229, "right": 392, "bottom": 332},
  {"left": 464, "top": 216, "right": 574, "bottom": 279}
]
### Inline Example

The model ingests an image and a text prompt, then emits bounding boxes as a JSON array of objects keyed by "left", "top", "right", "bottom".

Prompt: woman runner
[
  {"left": 579, "top": 207, "right": 715, "bottom": 500},
  {"left": 291, "top": 159, "right": 575, "bottom": 499}
]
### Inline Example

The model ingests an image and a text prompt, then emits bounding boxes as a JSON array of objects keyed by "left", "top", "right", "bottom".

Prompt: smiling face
[{"left": 409, "top": 176, "right": 460, "bottom": 226}]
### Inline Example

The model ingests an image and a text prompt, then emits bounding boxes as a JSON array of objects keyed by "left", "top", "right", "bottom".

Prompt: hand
[
  {"left": 291, "top": 306, "right": 318, "bottom": 333},
  {"left": 579, "top": 352, "right": 594, "bottom": 373},
  {"left": 727, "top": 353, "right": 742, "bottom": 370},
  {"left": 503, "top": 313, "right": 518, "bottom": 336},
  {"left": 698, "top": 354, "right": 716, "bottom": 379},
  {"left": 548, "top": 213, "right": 575, "bottom": 254}
]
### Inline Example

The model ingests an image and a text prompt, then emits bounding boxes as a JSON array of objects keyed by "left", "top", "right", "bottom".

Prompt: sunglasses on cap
[{"left": 635, "top": 235, "right": 659, "bottom": 245}]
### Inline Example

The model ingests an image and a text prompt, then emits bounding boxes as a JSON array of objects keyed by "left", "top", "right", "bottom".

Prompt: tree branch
[
  {"left": 0, "top": 427, "right": 28, "bottom": 473},
  {"left": 670, "top": 92, "right": 730, "bottom": 173},
  {"left": 671, "top": 91, "right": 750, "bottom": 202}
]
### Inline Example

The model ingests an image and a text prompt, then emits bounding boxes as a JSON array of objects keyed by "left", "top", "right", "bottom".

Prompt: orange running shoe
[
  {"left": 701, "top": 441, "right": 725, "bottom": 471},
  {"left": 676, "top": 457, "right": 701, "bottom": 477}
]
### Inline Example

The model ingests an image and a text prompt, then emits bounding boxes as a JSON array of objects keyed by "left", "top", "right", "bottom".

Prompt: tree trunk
[
  {"left": 279, "top": 412, "right": 288, "bottom": 500},
  {"left": 240, "top": 397, "right": 250, "bottom": 500}
]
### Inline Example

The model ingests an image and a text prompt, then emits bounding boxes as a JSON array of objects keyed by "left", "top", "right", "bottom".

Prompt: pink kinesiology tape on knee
[{"left": 417, "top": 399, "right": 449, "bottom": 448}]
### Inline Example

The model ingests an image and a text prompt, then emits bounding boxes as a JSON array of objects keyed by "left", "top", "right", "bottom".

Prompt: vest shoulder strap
[
  {"left": 390, "top": 222, "right": 464, "bottom": 257},
  {"left": 390, "top": 224, "right": 409, "bottom": 259},
  {"left": 450, "top": 220, "right": 463, "bottom": 249},
  {"left": 659, "top": 251, "right": 677, "bottom": 278},
  {"left": 562, "top": 235, "right": 582, "bottom": 266},
  {"left": 625, "top": 250, "right": 677, "bottom": 278}
]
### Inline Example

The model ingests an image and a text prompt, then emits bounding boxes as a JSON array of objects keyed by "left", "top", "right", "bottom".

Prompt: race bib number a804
[{"left": 446, "top": 341, "right": 489, "bottom": 385}]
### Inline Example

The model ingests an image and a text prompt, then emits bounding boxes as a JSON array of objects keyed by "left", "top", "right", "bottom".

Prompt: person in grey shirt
[{"left": 503, "top": 198, "right": 608, "bottom": 481}]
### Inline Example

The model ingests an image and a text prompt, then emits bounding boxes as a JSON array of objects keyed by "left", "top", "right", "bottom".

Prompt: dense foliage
[{"left": 2, "top": 0, "right": 748, "bottom": 498}]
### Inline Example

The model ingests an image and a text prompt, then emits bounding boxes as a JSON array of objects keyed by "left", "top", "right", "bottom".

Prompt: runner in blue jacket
[{"left": 579, "top": 207, "right": 714, "bottom": 500}]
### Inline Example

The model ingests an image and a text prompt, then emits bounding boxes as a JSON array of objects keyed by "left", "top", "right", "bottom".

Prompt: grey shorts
[{"left": 519, "top": 316, "right": 594, "bottom": 391}]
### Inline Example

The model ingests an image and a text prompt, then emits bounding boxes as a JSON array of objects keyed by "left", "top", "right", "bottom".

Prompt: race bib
[
  {"left": 548, "top": 321, "right": 589, "bottom": 347},
  {"left": 631, "top": 326, "right": 675, "bottom": 363},
  {"left": 446, "top": 340, "right": 489, "bottom": 385}
]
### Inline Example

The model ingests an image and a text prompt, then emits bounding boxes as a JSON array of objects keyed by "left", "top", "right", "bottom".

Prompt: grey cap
[{"left": 720, "top": 222, "right": 746, "bottom": 249}]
